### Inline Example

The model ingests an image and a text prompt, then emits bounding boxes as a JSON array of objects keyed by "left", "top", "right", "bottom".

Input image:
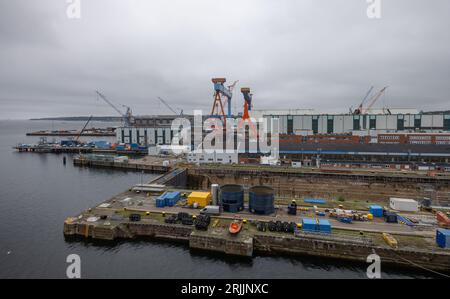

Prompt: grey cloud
[{"left": 0, "top": 0, "right": 449, "bottom": 119}]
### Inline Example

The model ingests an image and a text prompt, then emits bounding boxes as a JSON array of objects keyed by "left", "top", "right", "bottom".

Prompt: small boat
[
  {"left": 382, "top": 233, "right": 398, "bottom": 249},
  {"left": 229, "top": 220, "right": 242, "bottom": 235}
]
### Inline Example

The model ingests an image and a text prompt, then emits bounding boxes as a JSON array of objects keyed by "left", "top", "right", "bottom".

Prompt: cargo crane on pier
[
  {"left": 210, "top": 78, "right": 237, "bottom": 125},
  {"left": 95, "top": 90, "right": 133, "bottom": 126},
  {"left": 75, "top": 115, "right": 93, "bottom": 142}
]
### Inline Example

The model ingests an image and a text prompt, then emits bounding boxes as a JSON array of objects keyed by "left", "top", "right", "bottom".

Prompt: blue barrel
[
  {"left": 220, "top": 184, "right": 244, "bottom": 212},
  {"left": 249, "top": 186, "right": 274, "bottom": 215}
]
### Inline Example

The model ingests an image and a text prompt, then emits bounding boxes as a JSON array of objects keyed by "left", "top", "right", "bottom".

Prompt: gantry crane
[
  {"left": 210, "top": 78, "right": 236, "bottom": 124},
  {"left": 224, "top": 80, "right": 239, "bottom": 116},
  {"left": 95, "top": 90, "right": 133, "bottom": 126},
  {"left": 238, "top": 87, "right": 258, "bottom": 136}
]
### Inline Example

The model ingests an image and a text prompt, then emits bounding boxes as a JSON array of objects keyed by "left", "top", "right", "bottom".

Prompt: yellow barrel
[{"left": 367, "top": 213, "right": 374, "bottom": 220}]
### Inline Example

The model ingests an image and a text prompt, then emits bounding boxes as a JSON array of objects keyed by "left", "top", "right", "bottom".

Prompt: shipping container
[
  {"left": 389, "top": 198, "right": 419, "bottom": 212},
  {"left": 436, "top": 229, "right": 450, "bottom": 248},
  {"left": 318, "top": 219, "right": 331, "bottom": 233},
  {"left": 304, "top": 198, "right": 327, "bottom": 204},
  {"left": 187, "top": 192, "right": 211, "bottom": 208},
  {"left": 369, "top": 205, "right": 383, "bottom": 217},
  {"left": 164, "top": 191, "right": 181, "bottom": 207},
  {"left": 302, "top": 218, "right": 317, "bottom": 232}
]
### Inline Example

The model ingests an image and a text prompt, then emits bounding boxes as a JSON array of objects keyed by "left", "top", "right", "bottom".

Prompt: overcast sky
[{"left": 0, "top": 0, "right": 449, "bottom": 119}]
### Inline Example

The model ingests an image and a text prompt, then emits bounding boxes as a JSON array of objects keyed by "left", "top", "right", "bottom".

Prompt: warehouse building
[{"left": 116, "top": 111, "right": 450, "bottom": 146}]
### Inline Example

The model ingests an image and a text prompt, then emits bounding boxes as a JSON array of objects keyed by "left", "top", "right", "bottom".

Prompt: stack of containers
[
  {"left": 369, "top": 205, "right": 383, "bottom": 217},
  {"left": 155, "top": 191, "right": 181, "bottom": 208},
  {"left": 164, "top": 192, "right": 181, "bottom": 207}
]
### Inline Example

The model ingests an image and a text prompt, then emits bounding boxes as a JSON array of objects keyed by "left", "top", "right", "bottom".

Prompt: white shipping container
[{"left": 389, "top": 198, "right": 419, "bottom": 212}]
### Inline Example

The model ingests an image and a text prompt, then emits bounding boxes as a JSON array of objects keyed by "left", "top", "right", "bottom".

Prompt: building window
[
  {"left": 353, "top": 116, "right": 360, "bottom": 130},
  {"left": 327, "top": 116, "right": 334, "bottom": 134},
  {"left": 397, "top": 115, "right": 404, "bottom": 131},
  {"left": 414, "top": 115, "right": 421, "bottom": 129},
  {"left": 444, "top": 115, "right": 450, "bottom": 130},
  {"left": 312, "top": 117, "right": 318, "bottom": 134},
  {"left": 287, "top": 116, "right": 293, "bottom": 134},
  {"left": 369, "top": 115, "right": 376, "bottom": 130}
]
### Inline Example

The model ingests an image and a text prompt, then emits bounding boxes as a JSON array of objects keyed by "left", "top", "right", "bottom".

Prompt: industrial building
[{"left": 117, "top": 111, "right": 450, "bottom": 145}]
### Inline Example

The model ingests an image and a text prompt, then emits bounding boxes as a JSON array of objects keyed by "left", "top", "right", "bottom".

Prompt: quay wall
[
  {"left": 63, "top": 221, "right": 450, "bottom": 271},
  {"left": 253, "top": 234, "right": 450, "bottom": 272},
  {"left": 73, "top": 158, "right": 169, "bottom": 174}
]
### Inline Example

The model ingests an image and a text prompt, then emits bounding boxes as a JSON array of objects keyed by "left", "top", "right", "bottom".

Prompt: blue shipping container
[
  {"left": 436, "top": 228, "right": 450, "bottom": 248},
  {"left": 318, "top": 219, "right": 331, "bottom": 233},
  {"left": 155, "top": 198, "right": 166, "bottom": 208},
  {"left": 304, "top": 198, "right": 327, "bottom": 204},
  {"left": 302, "top": 218, "right": 318, "bottom": 232},
  {"left": 164, "top": 192, "right": 181, "bottom": 207},
  {"left": 369, "top": 205, "right": 383, "bottom": 217}
]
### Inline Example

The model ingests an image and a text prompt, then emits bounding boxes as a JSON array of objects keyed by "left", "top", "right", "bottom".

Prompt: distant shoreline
[{"left": 29, "top": 116, "right": 122, "bottom": 122}]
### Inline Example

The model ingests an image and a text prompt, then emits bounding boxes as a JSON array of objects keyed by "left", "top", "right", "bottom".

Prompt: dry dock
[{"left": 64, "top": 173, "right": 450, "bottom": 272}]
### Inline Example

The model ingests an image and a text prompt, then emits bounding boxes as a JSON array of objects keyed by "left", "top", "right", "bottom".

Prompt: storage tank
[
  {"left": 211, "top": 184, "right": 219, "bottom": 206},
  {"left": 220, "top": 184, "right": 244, "bottom": 213},
  {"left": 249, "top": 186, "right": 275, "bottom": 215}
]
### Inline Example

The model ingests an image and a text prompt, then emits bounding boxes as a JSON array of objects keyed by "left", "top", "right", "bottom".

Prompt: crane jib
[{"left": 214, "top": 83, "right": 232, "bottom": 99}]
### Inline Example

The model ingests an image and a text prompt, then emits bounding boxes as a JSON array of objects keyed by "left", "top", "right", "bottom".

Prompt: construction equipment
[
  {"left": 75, "top": 115, "right": 93, "bottom": 142},
  {"left": 353, "top": 86, "right": 374, "bottom": 115},
  {"left": 210, "top": 78, "right": 235, "bottom": 123},
  {"left": 362, "top": 86, "right": 388, "bottom": 114},
  {"left": 157, "top": 97, "right": 183, "bottom": 115},
  {"left": 437, "top": 211, "right": 450, "bottom": 228},
  {"left": 95, "top": 90, "right": 133, "bottom": 126}
]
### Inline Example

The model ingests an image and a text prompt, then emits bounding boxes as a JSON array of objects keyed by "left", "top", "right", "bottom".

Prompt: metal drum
[
  {"left": 220, "top": 184, "right": 244, "bottom": 212},
  {"left": 249, "top": 186, "right": 275, "bottom": 215}
]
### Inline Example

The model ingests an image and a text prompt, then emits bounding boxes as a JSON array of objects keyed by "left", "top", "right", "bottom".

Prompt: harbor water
[{"left": 0, "top": 120, "right": 433, "bottom": 278}]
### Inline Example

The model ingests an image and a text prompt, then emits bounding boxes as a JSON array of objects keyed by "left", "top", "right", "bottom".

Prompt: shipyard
[
  {"left": 51, "top": 77, "right": 450, "bottom": 273},
  {"left": 2, "top": 0, "right": 450, "bottom": 283}
]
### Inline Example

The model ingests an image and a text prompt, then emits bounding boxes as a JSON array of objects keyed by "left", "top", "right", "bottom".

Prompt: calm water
[{"left": 0, "top": 120, "right": 432, "bottom": 278}]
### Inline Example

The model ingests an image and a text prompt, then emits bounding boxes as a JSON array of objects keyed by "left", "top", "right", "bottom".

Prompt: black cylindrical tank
[
  {"left": 249, "top": 186, "right": 275, "bottom": 215},
  {"left": 220, "top": 184, "right": 244, "bottom": 212}
]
